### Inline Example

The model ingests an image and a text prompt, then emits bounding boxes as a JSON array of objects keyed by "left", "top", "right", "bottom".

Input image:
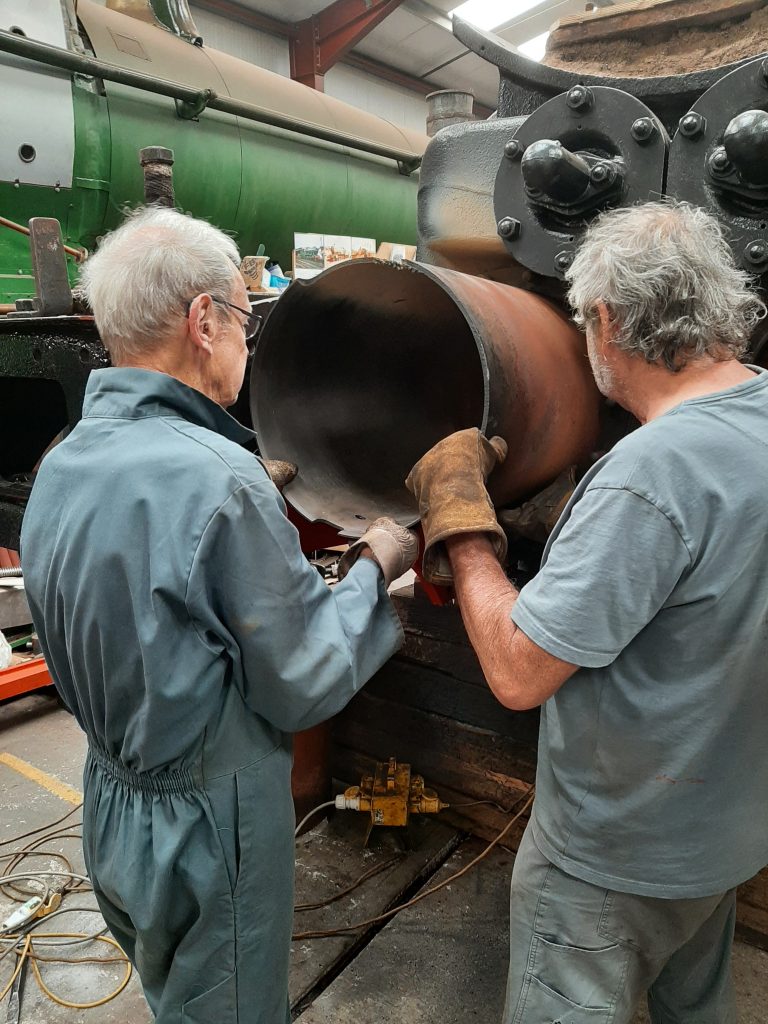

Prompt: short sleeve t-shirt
[{"left": 512, "top": 368, "right": 768, "bottom": 898}]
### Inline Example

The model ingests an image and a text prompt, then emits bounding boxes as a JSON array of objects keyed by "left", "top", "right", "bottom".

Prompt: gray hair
[
  {"left": 565, "top": 201, "right": 766, "bottom": 371},
  {"left": 79, "top": 206, "right": 241, "bottom": 361}
]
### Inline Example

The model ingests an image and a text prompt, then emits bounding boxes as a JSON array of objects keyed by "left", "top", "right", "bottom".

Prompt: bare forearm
[
  {"left": 446, "top": 533, "right": 578, "bottom": 710},
  {"left": 446, "top": 533, "right": 520, "bottom": 703}
]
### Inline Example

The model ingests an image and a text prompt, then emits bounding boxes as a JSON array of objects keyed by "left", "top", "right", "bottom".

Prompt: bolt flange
[
  {"left": 708, "top": 147, "right": 732, "bottom": 176},
  {"left": 139, "top": 146, "right": 174, "bottom": 166},
  {"left": 678, "top": 112, "right": 706, "bottom": 139},
  {"left": 631, "top": 117, "right": 656, "bottom": 143},
  {"left": 554, "top": 250, "right": 574, "bottom": 273},
  {"left": 744, "top": 239, "right": 768, "bottom": 267},
  {"left": 590, "top": 162, "right": 611, "bottom": 186},
  {"left": 566, "top": 85, "right": 593, "bottom": 112},
  {"left": 497, "top": 217, "right": 521, "bottom": 240}
]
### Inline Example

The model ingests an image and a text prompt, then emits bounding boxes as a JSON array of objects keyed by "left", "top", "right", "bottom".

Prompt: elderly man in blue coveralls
[
  {"left": 406, "top": 202, "right": 768, "bottom": 1023},
  {"left": 21, "top": 207, "right": 417, "bottom": 1024}
]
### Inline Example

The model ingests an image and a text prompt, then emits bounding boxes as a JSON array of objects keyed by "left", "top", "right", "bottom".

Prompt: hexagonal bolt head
[
  {"left": 566, "top": 85, "right": 593, "bottom": 112},
  {"left": 678, "top": 112, "right": 706, "bottom": 139},
  {"left": 708, "top": 147, "right": 732, "bottom": 176},
  {"left": 504, "top": 139, "right": 523, "bottom": 160},
  {"left": 631, "top": 117, "right": 656, "bottom": 143},
  {"left": 744, "top": 240, "right": 768, "bottom": 267},
  {"left": 139, "top": 146, "right": 175, "bottom": 166},
  {"left": 497, "top": 217, "right": 521, "bottom": 240},
  {"left": 554, "top": 250, "right": 574, "bottom": 272}
]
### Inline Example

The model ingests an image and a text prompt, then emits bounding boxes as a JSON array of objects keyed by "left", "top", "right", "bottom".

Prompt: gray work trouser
[
  {"left": 504, "top": 825, "right": 737, "bottom": 1024},
  {"left": 82, "top": 712, "right": 295, "bottom": 1024}
]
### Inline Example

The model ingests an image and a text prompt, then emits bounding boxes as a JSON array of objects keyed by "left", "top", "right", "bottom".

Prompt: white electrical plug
[
  {"left": 1, "top": 895, "right": 43, "bottom": 932},
  {"left": 335, "top": 794, "right": 360, "bottom": 810}
]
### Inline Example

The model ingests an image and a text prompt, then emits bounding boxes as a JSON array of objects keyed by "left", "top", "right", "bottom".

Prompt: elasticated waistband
[{"left": 87, "top": 745, "right": 202, "bottom": 795}]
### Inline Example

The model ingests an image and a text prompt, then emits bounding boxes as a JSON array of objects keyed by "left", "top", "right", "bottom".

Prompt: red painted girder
[
  {"left": 290, "top": 0, "right": 407, "bottom": 91},
  {"left": 0, "top": 657, "right": 52, "bottom": 701}
]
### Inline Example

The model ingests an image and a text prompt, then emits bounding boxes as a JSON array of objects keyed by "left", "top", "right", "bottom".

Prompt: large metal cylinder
[{"left": 251, "top": 260, "right": 600, "bottom": 537}]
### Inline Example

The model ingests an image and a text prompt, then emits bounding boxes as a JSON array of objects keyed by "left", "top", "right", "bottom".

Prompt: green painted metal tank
[{"left": 0, "top": 0, "right": 425, "bottom": 303}]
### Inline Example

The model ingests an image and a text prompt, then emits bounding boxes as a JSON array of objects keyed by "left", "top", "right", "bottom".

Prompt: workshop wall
[{"left": 190, "top": 5, "right": 430, "bottom": 135}]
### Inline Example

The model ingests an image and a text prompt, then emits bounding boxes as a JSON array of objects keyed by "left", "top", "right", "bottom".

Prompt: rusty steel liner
[{"left": 251, "top": 259, "right": 600, "bottom": 537}]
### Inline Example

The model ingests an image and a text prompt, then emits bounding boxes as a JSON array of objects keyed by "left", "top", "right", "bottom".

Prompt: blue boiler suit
[{"left": 20, "top": 368, "right": 403, "bottom": 1024}]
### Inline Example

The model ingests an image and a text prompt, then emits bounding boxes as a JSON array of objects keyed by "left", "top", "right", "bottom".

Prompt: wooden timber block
[
  {"left": 332, "top": 587, "right": 537, "bottom": 852},
  {"left": 332, "top": 586, "right": 768, "bottom": 949},
  {"left": 549, "top": 0, "right": 765, "bottom": 48},
  {"left": 737, "top": 868, "right": 768, "bottom": 952}
]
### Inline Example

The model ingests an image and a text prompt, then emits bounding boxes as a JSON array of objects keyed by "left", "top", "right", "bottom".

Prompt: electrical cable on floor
[
  {"left": 449, "top": 798, "right": 524, "bottom": 813},
  {"left": 294, "top": 857, "right": 401, "bottom": 913},
  {"left": 292, "top": 786, "right": 534, "bottom": 941},
  {"left": 0, "top": 809, "right": 132, "bottom": 1013},
  {"left": 0, "top": 804, "right": 82, "bottom": 848},
  {"left": 295, "top": 800, "right": 337, "bottom": 837}
]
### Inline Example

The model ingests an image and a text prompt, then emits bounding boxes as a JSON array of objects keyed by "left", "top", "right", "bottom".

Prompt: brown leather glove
[
  {"left": 262, "top": 459, "right": 298, "bottom": 490},
  {"left": 498, "top": 467, "right": 577, "bottom": 544},
  {"left": 338, "top": 517, "right": 419, "bottom": 588},
  {"left": 405, "top": 428, "right": 508, "bottom": 586}
]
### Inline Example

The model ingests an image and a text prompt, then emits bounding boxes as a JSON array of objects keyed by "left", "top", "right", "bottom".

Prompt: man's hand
[
  {"left": 405, "top": 428, "right": 507, "bottom": 586},
  {"left": 262, "top": 459, "right": 298, "bottom": 490},
  {"left": 338, "top": 518, "right": 419, "bottom": 588}
]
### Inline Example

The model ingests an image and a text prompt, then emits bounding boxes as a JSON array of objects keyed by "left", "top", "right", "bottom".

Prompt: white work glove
[
  {"left": 338, "top": 517, "right": 419, "bottom": 588},
  {"left": 262, "top": 459, "right": 298, "bottom": 490}
]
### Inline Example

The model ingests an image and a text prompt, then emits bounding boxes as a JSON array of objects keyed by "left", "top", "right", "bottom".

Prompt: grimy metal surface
[
  {"left": 668, "top": 56, "right": 768, "bottom": 276},
  {"left": 251, "top": 260, "right": 600, "bottom": 537},
  {"left": 0, "top": 317, "right": 107, "bottom": 548},
  {"left": 417, "top": 116, "right": 526, "bottom": 277},
  {"left": 494, "top": 86, "right": 668, "bottom": 279}
]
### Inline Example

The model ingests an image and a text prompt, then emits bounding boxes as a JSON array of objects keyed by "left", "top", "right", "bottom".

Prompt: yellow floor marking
[{"left": 0, "top": 752, "right": 83, "bottom": 805}]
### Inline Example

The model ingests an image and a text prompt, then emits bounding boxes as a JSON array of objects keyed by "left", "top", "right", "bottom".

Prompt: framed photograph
[
  {"left": 322, "top": 235, "right": 352, "bottom": 266},
  {"left": 350, "top": 237, "right": 376, "bottom": 259},
  {"left": 294, "top": 233, "right": 324, "bottom": 271}
]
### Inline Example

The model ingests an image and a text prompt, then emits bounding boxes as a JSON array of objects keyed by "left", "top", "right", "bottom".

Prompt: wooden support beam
[{"left": 290, "top": 0, "right": 408, "bottom": 91}]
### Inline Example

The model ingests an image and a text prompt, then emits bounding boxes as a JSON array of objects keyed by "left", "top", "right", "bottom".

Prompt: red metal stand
[
  {"left": 290, "top": 0, "right": 406, "bottom": 91},
  {"left": 0, "top": 658, "right": 52, "bottom": 701}
]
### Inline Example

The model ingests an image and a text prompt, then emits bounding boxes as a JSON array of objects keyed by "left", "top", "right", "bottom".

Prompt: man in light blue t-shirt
[{"left": 407, "top": 201, "right": 768, "bottom": 1024}]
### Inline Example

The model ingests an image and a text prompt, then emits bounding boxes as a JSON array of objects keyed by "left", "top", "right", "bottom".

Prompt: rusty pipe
[
  {"left": 251, "top": 260, "right": 600, "bottom": 537},
  {"left": 0, "top": 216, "right": 87, "bottom": 262}
]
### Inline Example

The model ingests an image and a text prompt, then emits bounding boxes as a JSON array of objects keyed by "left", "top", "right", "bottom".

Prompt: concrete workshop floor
[{"left": 1, "top": 692, "right": 767, "bottom": 1023}]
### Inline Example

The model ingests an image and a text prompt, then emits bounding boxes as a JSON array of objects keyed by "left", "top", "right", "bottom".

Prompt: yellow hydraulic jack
[{"left": 336, "top": 757, "right": 449, "bottom": 847}]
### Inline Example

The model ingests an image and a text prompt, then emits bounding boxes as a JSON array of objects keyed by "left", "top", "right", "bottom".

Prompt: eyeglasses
[
  {"left": 186, "top": 294, "right": 263, "bottom": 354},
  {"left": 211, "top": 296, "right": 262, "bottom": 351}
]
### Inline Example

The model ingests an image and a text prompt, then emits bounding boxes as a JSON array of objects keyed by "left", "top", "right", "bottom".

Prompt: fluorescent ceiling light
[
  {"left": 450, "top": 0, "right": 542, "bottom": 32},
  {"left": 518, "top": 31, "right": 549, "bottom": 61}
]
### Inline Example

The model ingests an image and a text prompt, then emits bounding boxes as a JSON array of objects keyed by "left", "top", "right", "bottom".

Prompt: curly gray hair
[
  {"left": 80, "top": 206, "right": 241, "bottom": 362},
  {"left": 565, "top": 201, "right": 766, "bottom": 371}
]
